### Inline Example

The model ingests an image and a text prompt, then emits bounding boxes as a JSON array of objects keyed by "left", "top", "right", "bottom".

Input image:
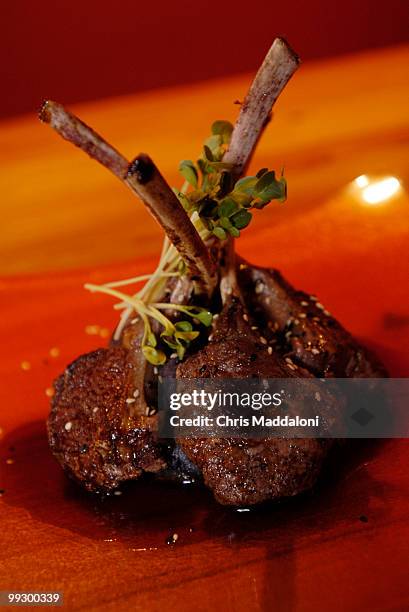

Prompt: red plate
[{"left": 1, "top": 208, "right": 408, "bottom": 609}]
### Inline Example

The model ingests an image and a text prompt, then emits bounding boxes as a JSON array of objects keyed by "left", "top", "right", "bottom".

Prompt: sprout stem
[
  {"left": 104, "top": 271, "right": 179, "bottom": 288},
  {"left": 85, "top": 283, "right": 175, "bottom": 333}
]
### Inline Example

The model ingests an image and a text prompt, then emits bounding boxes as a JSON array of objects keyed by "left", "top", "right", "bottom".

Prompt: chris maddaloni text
[{"left": 169, "top": 415, "right": 320, "bottom": 428}]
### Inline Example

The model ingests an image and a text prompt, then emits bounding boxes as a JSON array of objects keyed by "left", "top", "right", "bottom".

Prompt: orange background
[{"left": 1, "top": 0, "right": 408, "bottom": 119}]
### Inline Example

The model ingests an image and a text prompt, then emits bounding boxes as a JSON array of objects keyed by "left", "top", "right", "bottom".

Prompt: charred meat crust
[
  {"left": 176, "top": 296, "right": 291, "bottom": 379},
  {"left": 47, "top": 346, "right": 166, "bottom": 493},
  {"left": 177, "top": 437, "right": 331, "bottom": 506}
]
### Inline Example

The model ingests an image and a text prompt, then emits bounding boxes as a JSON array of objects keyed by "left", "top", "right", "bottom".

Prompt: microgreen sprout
[
  {"left": 174, "top": 121, "right": 287, "bottom": 241},
  {"left": 151, "top": 303, "right": 213, "bottom": 327},
  {"left": 85, "top": 284, "right": 212, "bottom": 365}
]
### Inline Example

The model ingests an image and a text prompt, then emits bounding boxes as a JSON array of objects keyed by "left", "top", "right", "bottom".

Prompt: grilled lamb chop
[
  {"left": 48, "top": 270, "right": 200, "bottom": 492},
  {"left": 175, "top": 256, "right": 343, "bottom": 505},
  {"left": 48, "top": 345, "right": 165, "bottom": 492},
  {"left": 237, "top": 263, "right": 387, "bottom": 378},
  {"left": 43, "top": 38, "right": 387, "bottom": 506}
]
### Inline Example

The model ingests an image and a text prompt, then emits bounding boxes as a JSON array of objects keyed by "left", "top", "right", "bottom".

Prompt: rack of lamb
[{"left": 41, "top": 38, "right": 386, "bottom": 506}]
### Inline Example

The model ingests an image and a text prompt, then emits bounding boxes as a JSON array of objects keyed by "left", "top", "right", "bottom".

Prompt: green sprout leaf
[
  {"left": 175, "top": 330, "right": 200, "bottom": 343},
  {"left": 253, "top": 170, "right": 286, "bottom": 203},
  {"left": 231, "top": 209, "right": 252, "bottom": 229},
  {"left": 203, "top": 145, "right": 214, "bottom": 162},
  {"left": 227, "top": 226, "right": 240, "bottom": 237},
  {"left": 146, "top": 331, "right": 157, "bottom": 347},
  {"left": 278, "top": 176, "right": 287, "bottom": 203},
  {"left": 253, "top": 170, "right": 276, "bottom": 192},
  {"left": 219, "top": 197, "right": 239, "bottom": 218},
  {"left": 256, "top": 167, "right": 269, "bottom": 178},
  {"left": 206, "top": 160, "right": 235, "bottom": 171},
  {"left": 142, "top": 346, "right": 167, "bottom": 366},
  {"left": 219, "top": 216, "right": 232, "bottom": 230},
  {"left": 213, "top": 226, "right": 227, "bottom": 240},
  {"left": 198, "top": 197, "right": 218, "bottom": 218},
  {"left": 218, "top": 171, "right": 233, "bottom": 197},
  {"left": 233, "top": 176, "right": 258, "bottom": 196},
  {"left": 175, "top": 320, "right": 193, "bottom": 332},
  {"left": 211, "top": 120, "right": 234, "bottom": 144},
  {"left": 230, "top": 192, "right": 253, "bottom": 208},
  {"left": 191, "top": 309, "right": 213, "bottom": 326},
  {"left": 204, "top": 135, "right": 223, "bottom": 161},
  {"left": 176, "top": 344, "right": 186, "bottom": 360},
  {"left": 179, "top": 160, "right": 198, "bottom": 188}
]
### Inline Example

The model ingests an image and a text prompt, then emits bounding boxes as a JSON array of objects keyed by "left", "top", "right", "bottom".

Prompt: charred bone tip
[{"left": 127, "top": 154, "right": 155, "bottom": 184}]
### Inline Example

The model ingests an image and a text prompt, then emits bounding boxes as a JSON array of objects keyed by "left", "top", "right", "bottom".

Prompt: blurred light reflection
[{"left": 352, "top": 175, "right": 402, "bottom": 205}]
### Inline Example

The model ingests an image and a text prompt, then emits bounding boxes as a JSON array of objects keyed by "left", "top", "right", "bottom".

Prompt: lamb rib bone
[
  {"left": 224, "top": 37, "right": 300, "bottom": 177},
  {"left": 126, "top": 154, "right": 216, "bottom": 296},
  {"left": 39, "top": 100, "right": 215, "bottom": 297},
  {"left": 39, "top": 100, "right": 128, "bottom": 178}
]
